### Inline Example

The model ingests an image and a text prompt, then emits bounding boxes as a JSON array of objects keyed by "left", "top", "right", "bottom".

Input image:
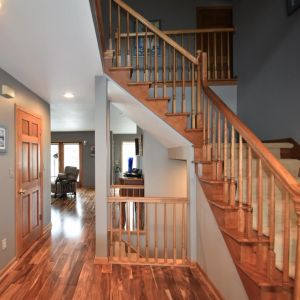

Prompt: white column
[{"left": 95, "top": 76, "right": 110, "bottom": 260}]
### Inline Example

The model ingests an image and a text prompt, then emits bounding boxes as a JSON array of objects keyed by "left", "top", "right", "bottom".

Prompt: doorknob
[{"left": 18, "top": 189, "right": 26, "bottom": 195}]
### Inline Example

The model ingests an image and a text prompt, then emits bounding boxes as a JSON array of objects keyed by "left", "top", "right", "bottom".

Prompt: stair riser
[
  {"left": 200, "top": 180, "right": 227, "bottom": 203},
  {"left": 201, "top": 161, "right": 223, "bottom": 181},
  {"left": 237, "top": 266, "right": 293, "bottom": 300},
  {"left": 222, "top": 233, "right": 269, "bottom": 269},
  {"left": 208, "top": 203, "right": 238, "bottom": 230}
]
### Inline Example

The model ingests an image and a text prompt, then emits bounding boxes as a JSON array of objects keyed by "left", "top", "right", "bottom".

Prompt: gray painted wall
[
  {"left": 234, "top": 0, "right": 300, "bottom": 142},
  {"left": 0, "top": 68, "right": 51, "bottom": 271},
  {"left": 51, "top": 131, "right": 95, "bottom": 187}
]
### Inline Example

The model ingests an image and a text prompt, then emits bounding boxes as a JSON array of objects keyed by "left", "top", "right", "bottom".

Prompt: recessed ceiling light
[{"left": 64, "top": 92, "right": 74, "bottom": 99}]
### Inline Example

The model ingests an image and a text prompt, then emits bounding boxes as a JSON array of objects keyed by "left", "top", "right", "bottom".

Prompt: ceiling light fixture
[{"left": 64, "top": 92, "right": 74, "bottom": 99}]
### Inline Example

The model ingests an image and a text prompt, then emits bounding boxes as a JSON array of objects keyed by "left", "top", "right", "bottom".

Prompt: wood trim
[
  {"left": 94, "top": 256, "right": 110, "bottom": 264},
  {"left": 108, "top": 196, "right": 188, "bottom": 204},
  {"left": 15, "top": 105, "right": 43, "bottom": 258},
  {"left": 203, "top": 86, "right": 300, "bottom": 199},
  {"left": 114, "top": 0, "right": 198, "bottom": 65},
  {"left": 0, "top": 257, "right": 17, "bottom": 281},
  {"left": 190, "top": 262, "right": 224, "bottom": 300}
]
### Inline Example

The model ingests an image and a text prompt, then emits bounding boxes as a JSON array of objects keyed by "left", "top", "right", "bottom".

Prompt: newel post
[{"left": 294, "top": 201, "right": 300, "bottom": 299}]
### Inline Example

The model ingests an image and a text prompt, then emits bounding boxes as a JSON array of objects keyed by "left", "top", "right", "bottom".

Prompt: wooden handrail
[
  {"left": 111, "top": 184, "right": 144, "bottom": 189},
  {"left": 108, "top": 196, "right": 188, "bottom": 204},
  {"left": 117, "top": 27, "right": 235, "bottom": 38},
  {"left": 114, "top": 0, "right": 198, "bottom": 65},
  {"left": 201, "top": 74, "right": 300, "bottom": 200}
]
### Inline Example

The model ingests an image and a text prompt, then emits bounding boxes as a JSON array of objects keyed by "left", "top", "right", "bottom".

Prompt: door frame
[{"left": 15, "top": 105, "right": 43, "bottom": 258}]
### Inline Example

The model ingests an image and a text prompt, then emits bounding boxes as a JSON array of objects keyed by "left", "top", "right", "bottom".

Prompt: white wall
[
  {"left": 196, "top": 180, "right": 248, "bottom": 300},
  {"left": 143, "top": 131, "right": 187, "bottom": 197}
]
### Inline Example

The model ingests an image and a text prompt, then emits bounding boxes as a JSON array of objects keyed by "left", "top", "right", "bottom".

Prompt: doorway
[
  {"left": 16, "top": 106, "right": 43, "bottom": 257},
  {"left": 196, "top": 6, "right": 233, "bottom": 79}
]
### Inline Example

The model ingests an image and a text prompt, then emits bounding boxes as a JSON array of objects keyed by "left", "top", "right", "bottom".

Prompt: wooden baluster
[
  {"left": 194, "top": 33, "right": 197, "bottom": 56},
  {"left": 202, "top": 94, "right": 206, "bottom": 157},
  {"left": 212, "top": 107, "right": 216, "bottom": 161},
  {"left": 196, "top": 50, "right": 202, "bottom": 128},
  {"left": 137, "top": 202, "right": 140, "bottom": 262},
  {"left": 163, "top": 41, "right": 167, "bottom": 97},
  {"left": 223, "top": 118, "right": 228, "bottom": 202},
  {"left": 110, "top": 203, "right": 113, "bottom": 260},
  {"left": 119, "top": 201, "right": 122, "bottom": 260},
  {"left": 146, "top": 203, "right": 149, "bottom": 262},
  {"left": 257, "top": 158, "right": 263, "bottom": 236},
  {"left": 227, "top": 32, "right": 231, "bottom": 79},
  {"left": 283, "top": 192, "right": 290, "bottom": 283},
  {"left": 207, "top": 33, "right": 211, "bottom": 80},
  {"left": 164, "top": 203, "right": 167, "bottom": 262},
  {"left": 155, "top": 203, "right": 158, "bottom": 262},
  {"left": 217, "top": 111, "right": 221, "bottom": 179},
  {"left": 117, "top": 6, "right": 121, "bottom": 66},
  {"left": 149, "top": 35, "right": 152, "bottom": 81},
  {"left": 191, "top": 64, "right": 195, "bottom": 129},
  {"left": 207, "top": 98, "right": 211, "bottom": 161},
  {"left": 172, "top": 48, "right": 176, "bottom": 113},
  {"left": 126, "top": 12, "right": 130, "bottom": 66},
  {"left": 200, "top": 32, "right": 203, "bottom": 51},
  {"left": 109, "top": 0, "right": 112, "bottom": 50},
  {"left": 182, "top": 55, "right": 186, "bottom": 113},
  {"left": 214, "top": 32, "right": 217, "bottom": 80},
  {"left": 126, "top": 201, "right": 131, "bottom": 262},
  {"left": 135, "top": 19, "right": 139, "bottom": 82},
  {"left": 168, "top": 44, "right": 172, "bottom": 81},
  {"left": 267, "top": 174, "right": 275, "bottom": 279},
  {"left": 182, "top": 203, "right": 186, "bottom": 262},
  {"left": 144, "top": 27, "right": 148, "bottom": 81},
  {"left": 246, "top": 146, "right": 253, "bottom": 238},
  {"left": 173, "top": 203, "right": 177, "bottom": 263},
  {"left": 154, "top": 34, "right": 158, "bottom": 97},
  {"left": 238, "top": 134, "right": 244, "bottom": 233},
  {"left": 221, "top": 32, "right": 224, "bottom": 79},
  {"left": 230, "top": 125, "right": 235, "bottom": 206}
]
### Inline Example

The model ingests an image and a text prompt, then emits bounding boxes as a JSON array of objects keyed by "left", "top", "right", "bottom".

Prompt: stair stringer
[{"left": 196, "top": 180, "right": 249, "bottom": 300}]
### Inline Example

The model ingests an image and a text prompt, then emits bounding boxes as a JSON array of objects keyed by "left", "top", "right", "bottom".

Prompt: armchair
[{"left": 51, "top": 166, "right": 79, "bottom": 197}]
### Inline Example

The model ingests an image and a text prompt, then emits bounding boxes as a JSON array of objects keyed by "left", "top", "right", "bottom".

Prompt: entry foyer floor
[{"left": 0, "top": 188, "right": 213, "bottom": 299}]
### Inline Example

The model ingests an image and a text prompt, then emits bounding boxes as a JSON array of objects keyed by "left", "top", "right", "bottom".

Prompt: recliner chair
[{"left": 51, "top": 166, "right": 79, "bottom": 197}]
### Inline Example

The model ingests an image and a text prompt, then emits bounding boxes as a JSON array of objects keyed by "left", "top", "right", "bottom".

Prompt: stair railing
[
  {"left": 198, "top": 51, "right": 300, "bottom": 296},
  {"left": 108, "top": 185, "right": 188, "bottom": 265},
  {"left": 108, "top": 0, "right": 205, "bottom": 129},
  {"left": 118, "top": 27, "right": 235, "bottom": 81}
]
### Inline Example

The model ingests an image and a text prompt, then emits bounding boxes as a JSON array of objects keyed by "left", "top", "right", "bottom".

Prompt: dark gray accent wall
[
  {"left": 102, "top": 0, "right": 232, "bottom": 48},
  {"left": 234, "top": 0, "right": 300, "bottom": 142},
  {"left": 0, "top": 68, "right": 51, "bottom": 271},
  {"left": 51, "top": 131, "right": 95, "bottom": 187}
]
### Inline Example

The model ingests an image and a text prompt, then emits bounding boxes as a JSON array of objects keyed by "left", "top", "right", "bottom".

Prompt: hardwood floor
[{"left": 0, "top": 188, "right": 214, "bottom": 300}]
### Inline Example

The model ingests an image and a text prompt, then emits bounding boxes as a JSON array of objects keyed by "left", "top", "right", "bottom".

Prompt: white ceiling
[{"left": 0, "top": 0, "right": 102, "bottom": 131}]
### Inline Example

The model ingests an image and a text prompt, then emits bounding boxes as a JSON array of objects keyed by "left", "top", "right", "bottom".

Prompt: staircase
[{"left": 94, "top": 0, "right": 300, "bottom": 298}]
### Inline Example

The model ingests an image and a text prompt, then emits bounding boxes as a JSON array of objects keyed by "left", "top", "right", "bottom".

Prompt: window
[
  {"left": 51, "top": 144, "right": 59, "bottom": 181},
  {"left": 51, "top": 142, "right": 82, "bottom": 184},
  {"left": 64, "top": 143, "right": 80, "bottom": 182},
  {"left": 122, "top": 141, "right": 136, "bottom": 172}
]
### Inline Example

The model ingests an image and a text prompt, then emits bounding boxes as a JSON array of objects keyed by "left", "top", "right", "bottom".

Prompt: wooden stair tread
[
  {"left": 165, "top": 112, "right": 190, "bottom": 117},
  {"left": 220, "top": 227, "right": 270, "bottom": 244},
  {"left": 207, "top": 200, "right": 238, "bottom": 211},
  {"left": 236, "top": 262, "right": 293, "bottom": 288},
  {"left": 146, "top": 97, "right": 170, "bottom": 101},
  {"left": 197, "top": 176, "right": 224, "bottom": 185},
  {"left": 127, "top": 81, "right": 152, "bottom": 86},
  {"left": 109, "top": 66, "right": 133, "bottom": 71},
  {"left": 185, "top": 128, "right": 203, "bottom": 133}
]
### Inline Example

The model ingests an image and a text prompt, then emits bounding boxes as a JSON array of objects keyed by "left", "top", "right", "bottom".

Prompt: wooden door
[
  {"left": 196, "top": 6, "right": 233, "bottom": 79},
  {"left": 16, "top": 106, "right": 43, "bottom": 256}
]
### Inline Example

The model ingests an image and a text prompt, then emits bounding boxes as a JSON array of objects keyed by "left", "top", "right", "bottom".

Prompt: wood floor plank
[{"left": 0, "top": 188, "right": 214, "bottom": 300}]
